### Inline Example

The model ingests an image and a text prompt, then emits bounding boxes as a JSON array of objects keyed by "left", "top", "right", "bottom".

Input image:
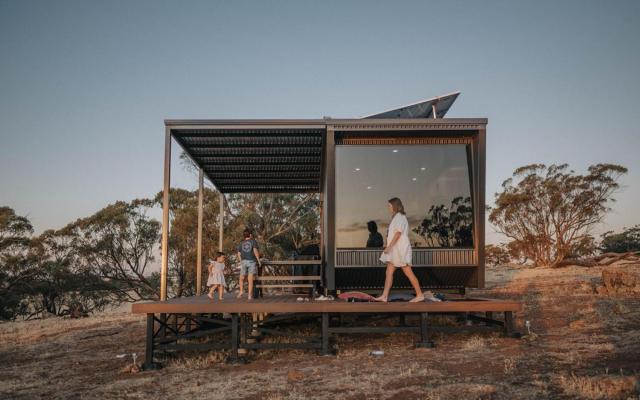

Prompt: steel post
[
  {"left": 160, "top": 128, "right": 171, "bottom": 301},
  {"left": 416, "top": 312, "right": 434, "bottom": 348},
  {"left": 196, "top": 168, "right": 204, "bottom": 296}
]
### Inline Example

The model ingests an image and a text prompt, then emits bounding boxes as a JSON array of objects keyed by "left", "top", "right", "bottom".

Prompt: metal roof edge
[{"left": 165, "top": 117, "right": 487, "bottom": 127}]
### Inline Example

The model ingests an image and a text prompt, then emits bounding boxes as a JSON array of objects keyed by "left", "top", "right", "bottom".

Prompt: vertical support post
[
  {"left": 477, "top": 128, "right": 486, "bottom": 288},
  {"left": 323, "top": 127, "right": 336, "bottom": 291},
  {"left": 196, "top": 168, "right": 204, "bottom": 296},
  {"left": 144, "top": 313, "right": 155, "bottom": 369},
  {"left": 431, "top": 103, "right": 437, "bottom": 118},
  {"left": 504, "top": 311, "right": 515, "bottom": 337},
  {"left": 321, "top": 312, "right": 330, "bottom": 355},
  {"left": 318, "top": 198, "right": 324, "bottom": 291},
  {"left": 160, "top": 127, "right": 171, "bottom": 301},
  {"left": 218, "top": 192, "right": 224, "bottom": 252},
  {"left": 416, "top": 312, "right": 434, "bottom": 348},
  {"left": 228, "top": 313, "right": 239, "bottom": 362}
]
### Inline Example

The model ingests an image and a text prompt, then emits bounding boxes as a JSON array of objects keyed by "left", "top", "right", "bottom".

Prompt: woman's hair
[
  {"left": 367, "top": 221, "right": 378, "bottom": 233},
  {"left": 388, "top": 197, "right": 405, "bottom": 215},
  {"left": 243, "top": 228, "right": 252, "bottom": 239}
]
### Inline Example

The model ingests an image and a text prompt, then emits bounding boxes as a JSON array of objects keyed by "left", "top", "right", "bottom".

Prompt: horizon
[{"left": 1, "top": 0, "right": 639, "bottom": 244}]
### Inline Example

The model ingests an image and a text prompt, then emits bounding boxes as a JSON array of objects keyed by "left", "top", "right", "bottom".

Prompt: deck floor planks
[{"left": 131, "top": 294, "right": 522, "bottom": 314}]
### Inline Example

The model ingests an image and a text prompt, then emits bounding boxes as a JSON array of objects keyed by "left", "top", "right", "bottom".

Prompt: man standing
[{"left": 236, "top": 229, "right": 261, "bottom": 299}]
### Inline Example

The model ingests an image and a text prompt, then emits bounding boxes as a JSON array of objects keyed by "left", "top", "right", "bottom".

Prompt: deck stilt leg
[
  {"left": 143, "top": 313, "right": 161, "bottom": 370},
  {"left": 503, "top": 311, "right": 521, "bottom": 338},
  {"left": 399, "top": 314, "right": 407, "bottom": 326},
  {"left": 160, "top": 313, "right": 167, "bottom": 338},
  {"left": 321, "top": 312, "right": 331, "bottom": 355},
  {"left": 416, "top": 312, "right": 434, "bottom": 348},
  {"left": 226, "top": 314, "right": 246, "bottom": 364}
]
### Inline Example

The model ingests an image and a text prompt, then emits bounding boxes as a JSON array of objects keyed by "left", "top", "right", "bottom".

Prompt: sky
[{"left": 1, "top": 0, "right": 639, "bottom": 243}]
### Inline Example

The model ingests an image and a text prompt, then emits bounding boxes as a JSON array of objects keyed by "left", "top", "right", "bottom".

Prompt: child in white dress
[
  {"left": 374, "top": 197, "right": 426, "bottom": 303},
  {"left": 207, "top": 252, "right": 226, "bottom": 300}
]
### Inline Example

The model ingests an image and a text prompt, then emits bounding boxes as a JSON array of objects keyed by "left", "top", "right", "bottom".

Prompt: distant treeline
[
  {"left": 1, "top": 162, "right": 633, "bottom": 320},
  {"left": 0, "top": 190, "right": 320, "bottom": 320}
]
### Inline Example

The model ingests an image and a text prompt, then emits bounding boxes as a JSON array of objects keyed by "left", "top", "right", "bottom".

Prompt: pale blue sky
[{"left": 1, "top": 0, "right": 639, "bottom": 243}]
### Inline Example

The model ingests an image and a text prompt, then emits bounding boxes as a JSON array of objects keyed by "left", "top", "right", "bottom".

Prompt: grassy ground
[{"left": 1, "top": 263, "right": 639, "bottom": 399}]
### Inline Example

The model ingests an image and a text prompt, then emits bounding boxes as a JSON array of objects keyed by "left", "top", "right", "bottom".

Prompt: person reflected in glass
[
  {"left": 366, "top": 221, "right": 384, "bottom": 248},
  {"left": 374, "top": 197, "right": 425, "bottom": 303}
]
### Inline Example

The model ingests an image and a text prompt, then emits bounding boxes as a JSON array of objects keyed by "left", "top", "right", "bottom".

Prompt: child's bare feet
[{"left": 207, "top": 293, "right": 213, "bottom": 300}]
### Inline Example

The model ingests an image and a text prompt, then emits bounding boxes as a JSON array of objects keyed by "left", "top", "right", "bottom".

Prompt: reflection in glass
[
  {"left": 366, "top": 221, "right": 384, "bottom": 248},
  {"left": 335, "top": 144, "right": 473, "bottom": 248}
]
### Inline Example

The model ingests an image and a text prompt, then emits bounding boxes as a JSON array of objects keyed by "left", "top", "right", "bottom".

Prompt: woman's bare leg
[
  {"left": 374, "top": 264, "right": 395, "bottom": 302},
  {"left": 401, "top": 266, "right": 424, "bottom": 301}
]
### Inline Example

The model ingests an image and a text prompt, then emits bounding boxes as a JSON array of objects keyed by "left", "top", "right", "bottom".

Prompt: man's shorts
[{"left": 240, "top": 260, "right": 258, "bottom": 276}]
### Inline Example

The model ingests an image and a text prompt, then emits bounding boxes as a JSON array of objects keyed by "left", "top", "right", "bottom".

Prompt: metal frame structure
[
  {"left": 159, "top": 117, "right": 487, "bottom": 298},
  {"left": 138, "top": 296, "right": 521, "bottom": 368},
  {"left": 135, "top": 99, "right": 517, "bottom": 369}
]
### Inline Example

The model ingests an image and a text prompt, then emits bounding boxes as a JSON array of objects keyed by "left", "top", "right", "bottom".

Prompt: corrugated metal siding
[
  {"left": 336, "top": 137, "right": 473, "bottom": 145},
  {"left": 336, "top": 248, "right": 476, "bottom": 267}
]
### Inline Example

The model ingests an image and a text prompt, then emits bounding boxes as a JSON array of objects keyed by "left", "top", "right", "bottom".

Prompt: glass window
[{"left": 335, "top": 144, "right": 473, "bottom": 248}]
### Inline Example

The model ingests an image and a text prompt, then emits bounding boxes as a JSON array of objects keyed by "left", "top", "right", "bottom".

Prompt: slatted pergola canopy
[
  {"left": 166, "top": 92, "right": 460, "bottom": 193},
  {"left": 170, "top": 122, "right": 326, "bottom": 193}
]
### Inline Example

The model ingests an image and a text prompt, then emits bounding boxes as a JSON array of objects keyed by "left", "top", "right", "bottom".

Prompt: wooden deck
[{"left": 131, "top": 294, "right": 522, "bottom": 314}]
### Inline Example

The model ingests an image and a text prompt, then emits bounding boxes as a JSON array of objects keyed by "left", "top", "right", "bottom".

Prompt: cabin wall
[{"left": 323, "top": 125, "right": 486, "bottom": 292}]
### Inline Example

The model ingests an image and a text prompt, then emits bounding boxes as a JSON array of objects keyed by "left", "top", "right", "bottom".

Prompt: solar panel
[{"left": 362, "top": 92, "right": 460, "bottom": 119}]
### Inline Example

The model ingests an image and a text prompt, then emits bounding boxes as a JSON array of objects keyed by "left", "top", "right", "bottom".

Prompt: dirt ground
[{"left": 1, "top": 263, "right": 639, "bottom": 400}]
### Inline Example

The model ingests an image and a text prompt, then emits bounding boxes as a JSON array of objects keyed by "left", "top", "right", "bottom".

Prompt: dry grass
[
  {"left": 557, "top": 373, "right": 639, "bottom": 399},
  {"left": 463, "top": 335, "right": 488, "bottom": 351},
  {"left": 503, "top": 357, "right": 516, "bottom": 375},
  {"left": 1, "top": 262, "right": 639, "bottom": 399}
]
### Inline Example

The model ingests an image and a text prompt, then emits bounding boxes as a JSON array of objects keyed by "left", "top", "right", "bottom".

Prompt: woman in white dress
[{"left": 374, "top": 197, "right": 425, "bottom": 303}]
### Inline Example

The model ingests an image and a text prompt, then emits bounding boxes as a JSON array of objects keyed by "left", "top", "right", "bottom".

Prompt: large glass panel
[{"left": 335, "top": 144, "right": 473, "bottom": 248}]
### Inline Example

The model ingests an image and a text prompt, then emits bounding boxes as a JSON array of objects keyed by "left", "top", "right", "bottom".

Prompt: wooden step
[
  {"left": 255, "top": 284, "right": 315, "bottom": 289},
  {"left": 256, "top": 276, "right": 321, "bottom": 281}
]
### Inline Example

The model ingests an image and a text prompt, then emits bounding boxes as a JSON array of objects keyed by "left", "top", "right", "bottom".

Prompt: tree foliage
[
  {"left": 224, "top": 193, "right": 320, "bottom": 279},
  {"left": 600, "top": 225, "right": 640, "bottom": 254},
  {"left": 0, "top": 207, "right": 36, "bottom": 319},
  {"left": 413, "top": 196, "right": 473, "bottom": 247},
  {"left": 66, "top": 199, "right": 161, "bottom": 301},
  {"left": 153, "top": 188, "right": 222, "bottom": 297},
  {"left": 485, "top": 244, "right": 512, "bottom": 267},
  {"left": 0, "top": 207, "right": 119, "bottom": 320},
  {"left": 489, "top": 163, "right": 627, "bottom": 267}
]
